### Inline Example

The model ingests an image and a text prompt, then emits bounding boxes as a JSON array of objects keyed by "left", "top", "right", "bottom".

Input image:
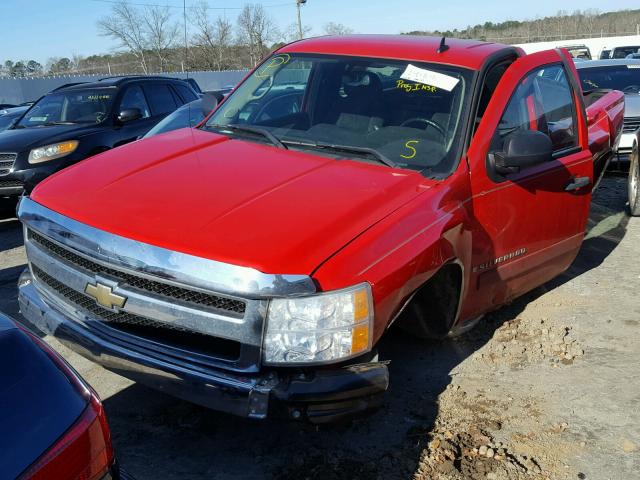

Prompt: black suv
[{"left": 0, "top": 76, "right": 198, "bottom": 197}]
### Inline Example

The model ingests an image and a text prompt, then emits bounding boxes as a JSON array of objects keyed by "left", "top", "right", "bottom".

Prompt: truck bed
[{"left": 584, "top": 88, "right": 625, "bottom": 168}]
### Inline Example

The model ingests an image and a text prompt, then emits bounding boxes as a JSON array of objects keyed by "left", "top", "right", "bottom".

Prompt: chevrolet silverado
[{"left": 17, "top": 36, "right": 623, "bottom": 423}]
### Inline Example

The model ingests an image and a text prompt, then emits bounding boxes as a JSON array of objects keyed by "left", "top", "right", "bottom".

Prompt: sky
[{"left": 1, "top": 0, "right": 640, "bottom": 64}]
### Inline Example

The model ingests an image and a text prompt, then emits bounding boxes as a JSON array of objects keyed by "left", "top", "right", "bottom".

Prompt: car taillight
[
  {"left": 16, "top": 326, "right": 115, "bottom": 480},
  {"left": 18, "top": 396, "right": 114, "bottom": 480}
]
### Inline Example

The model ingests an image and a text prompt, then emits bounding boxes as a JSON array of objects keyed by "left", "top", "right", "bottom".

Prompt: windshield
[
  {"left": 613, "top": 46, "right": 640, "bottom": 59},
  {"left": 204, "top": 53, "right": 472, "bottom": 175},
  {"left": 18, "top": 88, "right": 116, "bottom": 127},
  {"left": 144, "top": 100, "right": 204, "bottom": 138},
  {"left": 578, "top": 65, "right": 640, "bottom": 93}
]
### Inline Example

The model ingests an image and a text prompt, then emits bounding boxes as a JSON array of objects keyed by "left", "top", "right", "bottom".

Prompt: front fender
[{"left": 312, "top": 175, "right": 473, "bottom": 345}]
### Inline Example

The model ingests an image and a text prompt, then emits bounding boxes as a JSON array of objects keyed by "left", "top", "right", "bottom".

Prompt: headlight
[
  {"left": 28, "top": 140, "right": 78, "bottom": 164},
  {"left": 263, "top": 283, "right": 374, "bottom": 365}
]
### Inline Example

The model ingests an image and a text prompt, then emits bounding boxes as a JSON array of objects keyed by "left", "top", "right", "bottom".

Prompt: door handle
[{"left": 565, "top": 176, "right": 590, "bottom": 192}]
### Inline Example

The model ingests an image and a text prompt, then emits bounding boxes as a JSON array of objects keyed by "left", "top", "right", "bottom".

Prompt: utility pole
[
  {"left": 183, "top": 0, "right": 188, "bottom": 74},
  {"left": 296, "top": 0, "right": 307, "bottom": 39}
]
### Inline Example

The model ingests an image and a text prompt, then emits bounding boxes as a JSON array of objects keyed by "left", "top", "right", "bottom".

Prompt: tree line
[
  {"left": 404, "top": 8, "right": 640, "bottom": 43},
  {"left": 0, "top": 1, "right": 353, "bottom": 78}
]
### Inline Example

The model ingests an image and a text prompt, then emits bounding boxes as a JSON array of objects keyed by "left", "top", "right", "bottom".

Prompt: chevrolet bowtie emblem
[{"left": 85, "top": 281, "right": 127, "bottom": 310}]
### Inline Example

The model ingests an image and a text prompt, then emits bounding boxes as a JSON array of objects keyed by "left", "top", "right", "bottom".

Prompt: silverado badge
[{"left": 85, "top": 281, "right": 127, "bottom": 310}]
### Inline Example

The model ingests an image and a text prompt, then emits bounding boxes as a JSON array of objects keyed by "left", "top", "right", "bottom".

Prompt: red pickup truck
[{"left": 17, "top": 36, "right": 623, "bottom": 423}]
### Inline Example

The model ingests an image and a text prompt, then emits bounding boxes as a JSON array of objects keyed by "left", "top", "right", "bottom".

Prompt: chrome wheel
[{"left": 629, "top": 138, "right": 640, "bottom": 217}]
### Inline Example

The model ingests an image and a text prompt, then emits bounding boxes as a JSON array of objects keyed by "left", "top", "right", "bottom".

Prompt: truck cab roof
[{"left": 279, "top": 35, "right": 521, "bottom": 71}]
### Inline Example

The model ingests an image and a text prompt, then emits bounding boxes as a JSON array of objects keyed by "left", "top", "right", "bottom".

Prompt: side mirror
[
  {"left": 118, "top": 108, "right": 142, "bottom": 123},
  {"left": 201, "top": 92, "right": 224, "bottom": 116},
  {"left": 490, "top": 130, "right": 553, "bottom": 175}
]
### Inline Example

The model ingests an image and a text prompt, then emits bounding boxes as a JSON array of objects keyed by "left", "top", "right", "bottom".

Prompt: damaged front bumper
[{"left": 19, "top": 274, "right": 388, "bottom": 423}]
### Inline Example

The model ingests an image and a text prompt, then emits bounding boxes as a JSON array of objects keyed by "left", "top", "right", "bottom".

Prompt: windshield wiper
[
  {"left": 40, "top": 121, "right": 77, "bottom": 126},
  {"left": 206, "top": 123, "right": 287, "bottom": 149},
  {"left": 282, "top": 140, "right": 397, "bottom": 168}
]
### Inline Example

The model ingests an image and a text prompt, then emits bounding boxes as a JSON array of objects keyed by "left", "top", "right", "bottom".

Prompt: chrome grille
[
  {"left": 28, "top": 229, "right": 247, "bottom": 316},
  {"left": 0, "top": 179, "right": 22, "bottom": 188},
  {"left": 0, "top": 153, "right": 16, "bottom": 175},
  {"left": 623, "top": 117, "right": 640, "bottom": 133},
  {"left": 31, "top": 264, "right": 242, "bottom": 361},
  {"left": 33, "top": 264, "right": 185, "bottom": 330}
]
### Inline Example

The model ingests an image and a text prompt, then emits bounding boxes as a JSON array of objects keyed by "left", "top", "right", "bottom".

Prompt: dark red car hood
[{"left": 32, "top": 128, "right": 431, "bottom": 275}]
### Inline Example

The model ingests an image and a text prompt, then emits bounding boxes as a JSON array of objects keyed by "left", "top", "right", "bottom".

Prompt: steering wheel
[
  {"left": 623, "top": 85, "right": 640, "bottom": 93},
  {"left": 399, "top": 117, "right": 446, "bottom": 138}
]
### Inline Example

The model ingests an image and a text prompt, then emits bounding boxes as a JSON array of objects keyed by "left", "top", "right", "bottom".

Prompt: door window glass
[
  {"left": 144, "top": 84, "right": 178, "bottom": 115},
  {"left": 491, "top": 64, "right": 577, "bottom": 155},
  {"left": 119, "top": 85, "right": 151, "bottom": 118},
  {"left": 174, "top": 84, "right": 198, "bottom": 103}
]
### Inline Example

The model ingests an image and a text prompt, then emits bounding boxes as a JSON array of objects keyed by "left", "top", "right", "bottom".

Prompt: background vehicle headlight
[
  {"left": 263, "top": 283, "right": 374, "bottom": 365},
  {"left": 28, "top": 140, "right": 78, "bottom": 164}
]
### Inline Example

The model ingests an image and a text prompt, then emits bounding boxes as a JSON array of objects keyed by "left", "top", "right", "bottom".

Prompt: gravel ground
[{"left": 0, "top": 175, "right": 638, "bottom": 480}]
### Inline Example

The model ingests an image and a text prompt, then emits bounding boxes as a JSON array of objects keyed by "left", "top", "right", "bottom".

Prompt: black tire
[
  {"left": 629, "top": 137, "right": 640, "bottom": 217},
  {"left": 397, "top": 265, "right": 461, "bottom": 340}
]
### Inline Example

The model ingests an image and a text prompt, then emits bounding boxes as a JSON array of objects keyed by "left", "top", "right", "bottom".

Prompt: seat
[{"left": 334, "top": 71, "right": 385, "bottom": 134}]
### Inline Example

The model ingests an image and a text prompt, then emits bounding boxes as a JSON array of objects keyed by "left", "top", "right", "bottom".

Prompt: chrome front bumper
[
  {"left": 19, "top": 276, "right": 271, "bottom": 418},
  {"left": 19, "top": 275, "right": 388, "bottom": 422}
]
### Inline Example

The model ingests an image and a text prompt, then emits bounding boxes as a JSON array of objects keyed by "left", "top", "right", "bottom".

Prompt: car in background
[
  {"left": 143, "top": 91, "right": 230, "bottom": 139},
  {"left": 0, "top": 105, "right": 28, "bottom": 131},
  {"left": 576, "top": 59, "right": 640, "bottom": 166},
  {"left": 143, "top": 98, "right": 207, "bottom": 138},
  {"left": 0, "top": 310, "right": 121, "bottom": 479},
  {"left": 184, "top": 78, "right": 202, "bottom": 95},
  {"left": 0, "top": 76, "right": 199, "bottom": 198}
]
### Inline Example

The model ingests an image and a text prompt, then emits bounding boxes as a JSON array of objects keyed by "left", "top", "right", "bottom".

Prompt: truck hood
[
  {"left": 0, "top": 123, "right": 102, "bottom": 153},
  {"left": 32, "top": 128, "right": 430, "bottom": 275}
]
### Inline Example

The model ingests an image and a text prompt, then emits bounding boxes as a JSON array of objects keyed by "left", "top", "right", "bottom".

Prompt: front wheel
[{"left": 629, "top": 137, "right": 640, "bottom": 217}]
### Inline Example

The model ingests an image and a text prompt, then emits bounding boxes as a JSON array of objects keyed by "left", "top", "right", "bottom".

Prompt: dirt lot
[{"left": 1, "top": 176, "right": 638, "bottom": 480}]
